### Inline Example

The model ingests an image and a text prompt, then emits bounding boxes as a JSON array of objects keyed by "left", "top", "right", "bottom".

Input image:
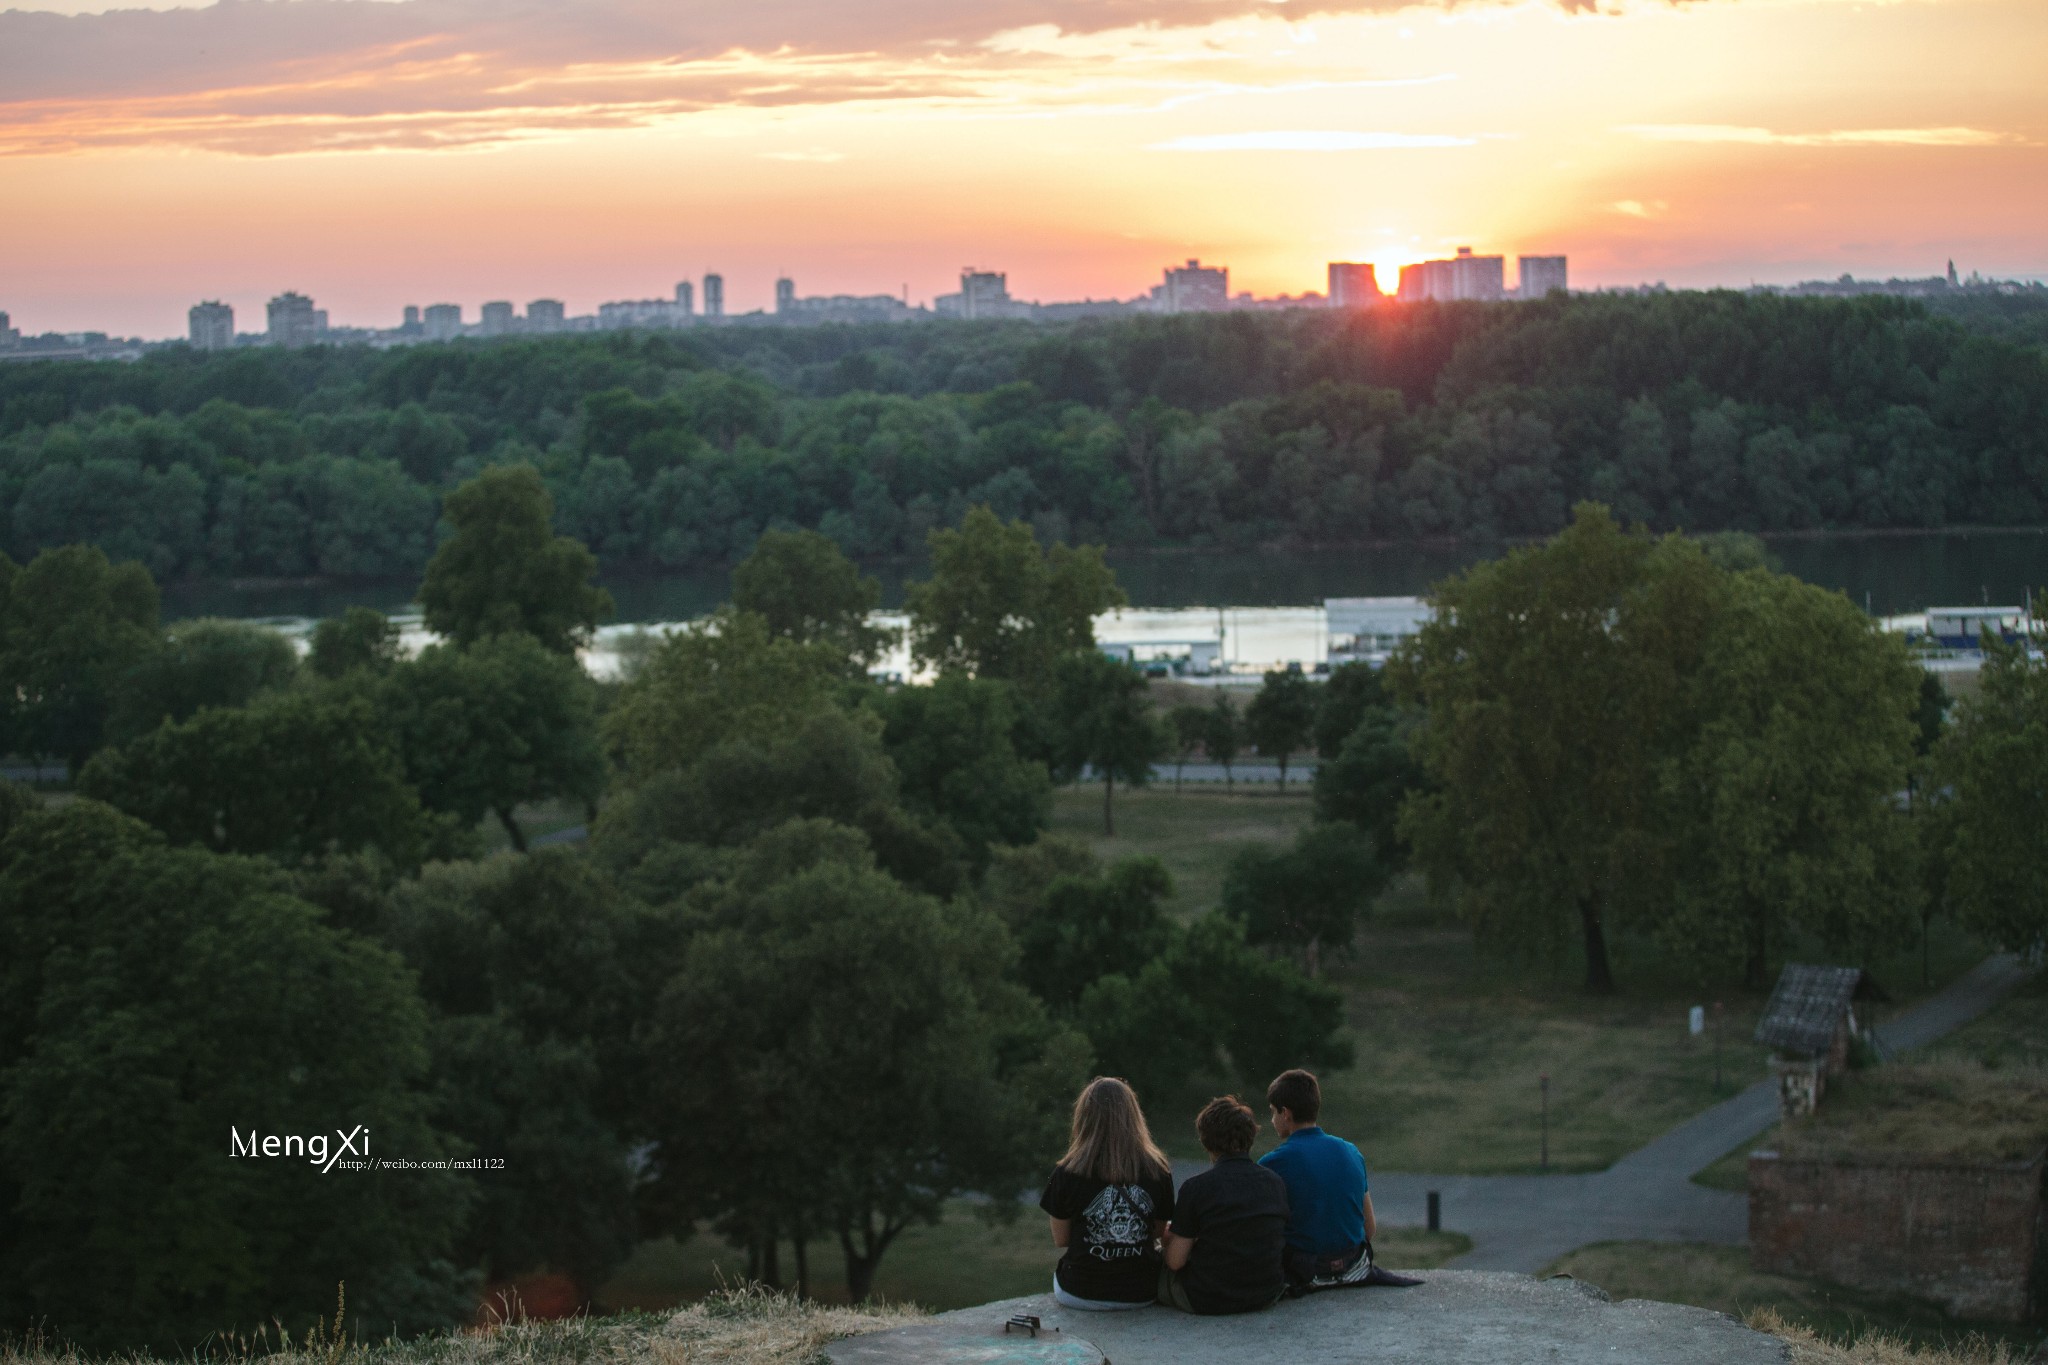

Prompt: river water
[{"left": 162, "top": 529, "right": 2045, "bottom": 677}]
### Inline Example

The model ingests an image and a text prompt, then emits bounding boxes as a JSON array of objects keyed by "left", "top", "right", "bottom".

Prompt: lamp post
[
  {"left": 1713, "top": 1002, "right": 1725, "bottom": 1094},
  {"left": 1539, "top": 1073, "right": 1550, "bottom": 1171}
]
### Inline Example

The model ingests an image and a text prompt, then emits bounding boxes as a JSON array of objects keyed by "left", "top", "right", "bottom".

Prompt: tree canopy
[{"left": 419, "top": 465, "right": 613, "bottom": 654}]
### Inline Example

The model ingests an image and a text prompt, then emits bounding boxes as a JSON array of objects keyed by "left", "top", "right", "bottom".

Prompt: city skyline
[{"left": 1, "top": 0, "right": 2043, "bottom": 336}]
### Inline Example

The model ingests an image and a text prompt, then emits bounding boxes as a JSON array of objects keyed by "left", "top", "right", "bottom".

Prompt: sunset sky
[{"left": 1, "top": 0, "right": 2043, "bottom": 337}]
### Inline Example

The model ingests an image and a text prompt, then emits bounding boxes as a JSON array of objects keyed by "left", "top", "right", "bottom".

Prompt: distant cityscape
[{"left": 2, "top": 250, "right": 2041, "bottom": 364}]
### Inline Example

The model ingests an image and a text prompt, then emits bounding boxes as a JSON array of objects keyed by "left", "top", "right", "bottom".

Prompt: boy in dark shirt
[{"left": 1158, "top": 1095, "right": 1290, "bottom": 1314}]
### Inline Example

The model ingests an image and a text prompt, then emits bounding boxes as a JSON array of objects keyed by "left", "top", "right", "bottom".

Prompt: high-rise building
[
  {"left": 422, "top": 304, "right": 463, "bottom": 341},
  {"left": 674, "top": 281, "right": 695, "bottom": 316},
  {"left": 775, "top": 277, "right": 795, "bottom": 314},
  {"left": 1517, "top": 256, "right": 1568, "bottom": 300},
  {"left": 703, "top": 274, "right": 725, "bottom": 319},
  {"left": 1327, "top": 263, "right": 1381, "bottom": 309},
  {"left": 266, "top": 292, "right": 320, "bottom": 348},
  {"left": 188, "top": 300, "right": 235, "bottom": 350},
  {"left": 0, "top": 311, "right": 17, "bottom": 349},
  {"left": 527, "top": 299, "right": 566, "bottom": 333},
  {"left": 479, "top": 301, "right": 516, "bottom": 336},
  {"left": 1397, "top": 248, "right": 1505, "bottom": 303},
  {"left": 1157, "top": 259, "right": 1230, "bottom": 313},
  {"left": 403, "top": 305, "right": 422, "bottom": 333}
]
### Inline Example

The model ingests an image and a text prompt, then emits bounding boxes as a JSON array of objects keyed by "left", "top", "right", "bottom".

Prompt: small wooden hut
[{"left": 1754, "top": 964, "right": 1888, "bottom": 1119}]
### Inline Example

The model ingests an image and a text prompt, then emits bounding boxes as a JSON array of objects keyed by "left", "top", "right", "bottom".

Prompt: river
[{"left": 162, "top": 529, "right": 2047, "bottom": 625}]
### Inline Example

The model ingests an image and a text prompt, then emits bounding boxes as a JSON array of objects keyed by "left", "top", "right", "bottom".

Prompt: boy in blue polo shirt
[{"left": 1259, "top": 1068, "right": 1419, "bottom": 1291}]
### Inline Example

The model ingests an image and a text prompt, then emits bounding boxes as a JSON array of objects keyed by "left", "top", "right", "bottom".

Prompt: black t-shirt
[
  {"left": 1039, "top": 1162, "right": 1176, "bottom": 1303},
  {"left": 1170, "top": 1155, "right": 1290, "bottom": 1314}
]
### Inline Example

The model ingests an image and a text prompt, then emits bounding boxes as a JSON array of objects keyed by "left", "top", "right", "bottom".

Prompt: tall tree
[
  {"left": 0, "top": 545, "right": 159, "bottom": 773},
  {"left": 309, "top": 605, "right": 403, "bottom": 679},
  {"left": 378, "top": 633, "right": 607, "bottom": 851},
  {"left": 1312, "top": 708, "right": 1423, "bottom": 865},
  {"left": 1313, "top": 663, "right": 1392, "bottom": 759},
  {"left": 104, "top": 617, "right": 298, "bottom": 746},
  {"left": 1223, "top": 822, "right": 1387, "bottom": 975},
  {"left": 1244, "top": 669, "right": 1318, "bottom": 790},
  {"left": 77, "top": 689, "right": 440, "bottom": 869},
  {"left": 419, "top": 465, "right": 613, "bottom": 654},
  {"left": 1049, "top": 650, "right": 1166, "bottom": 835},
  {"left": 1652, "top": 569, "right": 1921, "bottom": 987},
  {"left": 1167, "top": 702, "right": 1210, "bottom": 790},
  {"left": 1204, "top": 691, "right": 1242, "bottom": 787},
  {"left": 872, "top": 673, "right": 1050, "bottom": 865},
  {"left": 732, "top": 527, "right": 893, "bottom": 668},
  {"left": 645, "top": 821, "right": 1085, "bottom": 1300},
  {"left": 1941, "top": 640, "right": 2048, "bottom": 953},
  {"left": 905, "top": 506, "right": 1124, "bottom": 682},
  {"left": 0, "top": 801, "right": 469, "bottom": 1350},
  {"left": 1393, "top": 506, "right": 1696, "bottom": 993}
]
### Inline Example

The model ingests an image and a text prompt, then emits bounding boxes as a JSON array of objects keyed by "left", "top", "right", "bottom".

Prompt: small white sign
[{"left": 1689, "top": 1005, "right": 1706, "bottom": 1036}]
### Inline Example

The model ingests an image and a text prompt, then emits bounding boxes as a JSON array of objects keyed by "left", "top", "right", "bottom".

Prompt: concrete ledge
[{"left": 830, "top": 1271, "right": 1788, "bottom": 1364}]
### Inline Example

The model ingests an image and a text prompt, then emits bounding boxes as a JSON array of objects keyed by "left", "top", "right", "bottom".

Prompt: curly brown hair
[{"left": 1195, "top": 1095, "right": 1258, "bottom": 1156}]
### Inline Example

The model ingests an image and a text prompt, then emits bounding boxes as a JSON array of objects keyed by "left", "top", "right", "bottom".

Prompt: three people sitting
[{"left": 1041, "top": 1068, "right": 1412, "bottom": 1315}]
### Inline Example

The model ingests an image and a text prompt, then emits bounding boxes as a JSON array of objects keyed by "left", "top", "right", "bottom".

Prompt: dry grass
[
  {"left": 1777, "top": 1061, "right": 2048, "bottom": 1166},
  {"left": 0, "top": 1289, "right": 917, "bottom": 1365},
  {"left": 1749, "top": 1308, "right": 2021, "bottom": 1365}
]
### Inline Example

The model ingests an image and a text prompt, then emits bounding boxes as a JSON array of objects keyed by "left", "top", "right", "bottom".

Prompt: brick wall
[{"left": 1749, "top": 1149, "right": 2046, "bottom": 1321}]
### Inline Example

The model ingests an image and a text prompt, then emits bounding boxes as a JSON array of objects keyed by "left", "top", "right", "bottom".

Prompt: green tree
[
  {"left": 78, "top": 689, "right": 440, "bottom": 869},
  {"left": 105, "top": 617, "right": 298, "bottom": 745},
  {"left": 1244, "top": 668, "right": 1318, "bottom": 789},
  {"left": 1652, "top": 569, "right": 1921, "bottom": 987},
  {"left": 1049, "top": 650, "right": 1166, "bottom": 835},
  {"left": 645, "top": 821, "right": 1086, "bottom": 1300},
  {"left": 1167, "top": 702, "right": 1209, "bottom": 790},
  {"left": 1941, "top": 641, "right": 2048, "bottom": 953},
  {"left": 310, "top": 605, "right": 402, "bottom": 679},
  {"left": 873, "top": 674, "right": 1050, "bottom": 864},
  {"left": 379, "top": 633, "right": 606, "bottom": 851},
  {"left": 1313, "top": 663, "right": 1391, "bottom": 759},
  {"left": 386, "top": 851, "right": 671, "bottom": 1298},
  {"left": 419, "top": 465, "right": 613, "bottom": 654},
  {"left": 1223, "top": 822, "right": 1387, "bottom": 975},
  {"left": 0, "top": 801, "right": 469, "bottom": 1350},
  {"left": 1394, "top": 506, "right": 1701, "bottom": 993},
  {"left": 1009, "top": 856, "right": 1177, "bottom": 1010},
  {"left": 603, "top": 608, "right": 848, "bottom": 783},
  {"left": 732, "top": 527, "right": 893, "bottom": 668},
  {"left": 0, "top": 545, "right": 160, "bottom": 773},
  {"left": 1205, "top": 691, "right": 1242, "bottom": 787},
  {"left": 1312, "top": 708, "right": 1423, "bottom": 865},
  {"left": 905, "top": 506, "right": 1124, "bottom": 682},
  {"left": 1077, "top": 915, "right": 1353, "bottom": 1101}
]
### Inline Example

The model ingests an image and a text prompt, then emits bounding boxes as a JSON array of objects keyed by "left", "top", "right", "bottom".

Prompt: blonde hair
[{"left": 1058, "top": 1077, "right": 1171, "bottom": 1185}]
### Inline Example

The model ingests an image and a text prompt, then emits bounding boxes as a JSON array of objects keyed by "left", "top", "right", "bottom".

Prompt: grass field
[
  {"left": 1049, "top": 785, "right": 1312, "bottom": 920},
  {"left": 1050, "top": 785, "right": 1993, "bottom": 1176},
  {"left": 1543, "top": 1242, "right": 2043, "bottom": 1356},
  {"left": 598, "top": 1200, "right": 1471, "bottom": 1313}
]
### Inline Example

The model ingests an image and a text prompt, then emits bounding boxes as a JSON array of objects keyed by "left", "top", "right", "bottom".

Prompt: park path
[{"left": 1295, "top": 954, "right": 2033, "bottom": 1274}]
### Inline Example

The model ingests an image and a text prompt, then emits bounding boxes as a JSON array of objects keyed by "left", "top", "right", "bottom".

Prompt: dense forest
[{"left": 0, "top": 290, "right": 2043, "bottom": 583}]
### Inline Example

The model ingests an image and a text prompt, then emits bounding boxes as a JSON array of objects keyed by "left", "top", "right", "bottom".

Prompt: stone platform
[{"left": 826, "top": 1272, "right": 1787, "bottom": 1364}]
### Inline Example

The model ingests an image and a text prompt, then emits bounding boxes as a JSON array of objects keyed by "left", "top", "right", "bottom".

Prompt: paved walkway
[{"left": 1355, "top": 954, "right": 2033, "bottom": 1273}]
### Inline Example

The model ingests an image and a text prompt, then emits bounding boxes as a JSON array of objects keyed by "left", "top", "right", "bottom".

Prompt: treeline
[
  {"left": 0, "top": 481, "right": 1363, "bottom": 1351},
  {"left": 0, "top": 292, "right": 2044, "bottom": 582}
]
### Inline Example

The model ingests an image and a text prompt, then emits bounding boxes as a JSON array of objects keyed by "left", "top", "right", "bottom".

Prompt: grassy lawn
[
  {"left": 1543, "top": 1242, "right": 2043, "bottom": 1356},
  {"left": 1049, "top": 787, "right": 1996, "bottom": 1177},
  {"left": 1050, "top": 784, "right": 1313, "bottom": 920},
  {"left": 598, "top": 1201, "right": 1469, "bottom": 1313}
]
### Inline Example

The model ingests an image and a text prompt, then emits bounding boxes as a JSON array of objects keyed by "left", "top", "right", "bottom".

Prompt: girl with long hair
[{"left": 1037, "top": 1076, "right": 1176, "bottom": 1310}]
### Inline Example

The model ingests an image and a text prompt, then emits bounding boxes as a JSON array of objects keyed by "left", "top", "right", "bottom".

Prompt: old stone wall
[{"left": 1749, "top": 1149, "right": 2046, "bottom": 1321}]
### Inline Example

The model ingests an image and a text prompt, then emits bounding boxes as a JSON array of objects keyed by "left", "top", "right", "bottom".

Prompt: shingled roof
[{"left": 1754, "top": 964, "right": 1883, "bottom": 1056}]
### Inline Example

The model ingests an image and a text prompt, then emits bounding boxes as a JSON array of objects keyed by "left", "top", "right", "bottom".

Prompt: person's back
[
  {"left": 1160, "top": 1096, "right": 1289, "bottom": 1314},
  {"left": 1039, "top": 1077, "right": 1177, "bottom": 1310},
  {"left": 1258, "top": 1068, "right": 1376, "bottom": 1288}
]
